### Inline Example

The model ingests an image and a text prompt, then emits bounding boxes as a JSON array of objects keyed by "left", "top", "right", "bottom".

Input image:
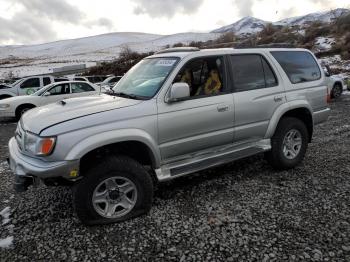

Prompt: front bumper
[{"left": 8, "top": 137, "right": 80, "bottom": 185}]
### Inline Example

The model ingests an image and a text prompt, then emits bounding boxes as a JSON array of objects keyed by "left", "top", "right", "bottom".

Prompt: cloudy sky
[{"left": 0, "top": 0, "right": 348, "bottom": 45}]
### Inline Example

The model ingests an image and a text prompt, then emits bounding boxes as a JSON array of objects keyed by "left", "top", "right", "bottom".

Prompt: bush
[{"left": 84, "top": 46, "right": 153, "bottom": 76}]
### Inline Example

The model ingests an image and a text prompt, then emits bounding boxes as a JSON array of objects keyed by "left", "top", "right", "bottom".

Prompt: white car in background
[
  {"left": 323, "top": 66, "right": 345, "bottom": 99},
  {"left": 0, "top": 81, "right": 100, "bottom": 120}
]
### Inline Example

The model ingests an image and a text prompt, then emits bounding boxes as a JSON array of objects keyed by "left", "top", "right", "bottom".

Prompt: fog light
[{"left": 69, "top": 170, "right": 78, "bottom": 177}]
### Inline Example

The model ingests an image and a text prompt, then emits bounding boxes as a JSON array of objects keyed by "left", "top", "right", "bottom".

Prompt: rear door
[{"left": 229, "top": 53, "right": 285, "bottom": 144}]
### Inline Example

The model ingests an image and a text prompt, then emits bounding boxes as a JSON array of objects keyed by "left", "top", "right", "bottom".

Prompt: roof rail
[
  {"left": 235, "top": 43, "right": 296, "bottom": 49},
  {"left": 155, "top": 47, "right": 200, "bottom": 54}
]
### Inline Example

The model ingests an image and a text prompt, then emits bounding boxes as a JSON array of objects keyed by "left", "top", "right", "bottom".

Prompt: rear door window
[
  {"left": 229, "top": 54, "right": 277, "bottom": 92},
  {"left": 271, "top": 51, "right": 321, "bottom": 84}
]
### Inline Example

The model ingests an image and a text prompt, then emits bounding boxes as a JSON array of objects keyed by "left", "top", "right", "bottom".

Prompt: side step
[{"left": 155, "top": 139, "right": 271, "bottom": 181}]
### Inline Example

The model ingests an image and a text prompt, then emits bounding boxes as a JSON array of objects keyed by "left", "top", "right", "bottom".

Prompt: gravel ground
[{"left": 0, "top": 96, "right": 350, "bottom": 261}]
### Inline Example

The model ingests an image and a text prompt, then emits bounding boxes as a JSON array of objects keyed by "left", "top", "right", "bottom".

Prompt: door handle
[
  {"left": 274, "top": 96, "right": 283, "bottom": 102},
  {"left": 217, "top": 105, "right": 229, "bottom": 112}
]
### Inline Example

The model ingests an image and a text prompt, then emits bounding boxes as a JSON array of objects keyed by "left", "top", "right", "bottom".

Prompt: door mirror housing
[
  {"left": 166, "top": 83, "right": 190, "bottom": 103},
  {"left": 43, "top": 92, "right": 51, "bottom": 96}
]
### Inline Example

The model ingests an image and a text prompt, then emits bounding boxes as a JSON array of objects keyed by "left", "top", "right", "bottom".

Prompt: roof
[{"left": 150, "top": 47, "right": 309, "bottom": 59}]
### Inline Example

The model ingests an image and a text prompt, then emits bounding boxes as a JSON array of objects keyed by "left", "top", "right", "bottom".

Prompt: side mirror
[
  {"left": 43, "top": 92, "right": 51, "bottom": 96},
  {"left": 324, "top": 70, "right": 331, "bottom": 77},
  {"left": 166, "top": 83, "right": 190, "bottom": 103}
]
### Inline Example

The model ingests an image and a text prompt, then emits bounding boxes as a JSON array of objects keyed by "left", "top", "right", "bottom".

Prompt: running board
[{"left": 155, "top": 139, "right": 271, "bottom": 181}]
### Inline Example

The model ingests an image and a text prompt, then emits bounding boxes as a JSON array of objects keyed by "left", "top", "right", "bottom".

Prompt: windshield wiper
[{"left": 113, "top": 92, "right": 147, "bottom": 100}]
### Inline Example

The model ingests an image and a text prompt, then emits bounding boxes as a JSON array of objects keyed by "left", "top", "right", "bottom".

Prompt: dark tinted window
[
  {"left": 271, "top": 51, "right": 321, "bottom": 84},
  {"left": 229, "top": 55, "right": 278, "bottom": 92},
  {"left": 20, "top": 78, "right": 40, "bottom": 88},
  {"left": 46, "top": 83, "right": 70, "bottom": 95},
  {"left": 74, "top": 77, "right": 87, "bottom": 81},
  {"left": 262, "top": 58, "right": 278, "bottom": 87},
  {"left": 71, "top": 82, "right": 95, "bottom": 93},
  {"left": 230, "top": 55, "right": 265, "bottom": 92},
  {"left": 54, "top": 78, "right": 68, "bottom": 82},
  {"left": 43, "top": 77, "right": 51, "bottom": 86},
  {"left": 174, "top": 56, "right": 226, "bottom": 97},
  {"left": 110, "top": 76, "right": 122, "bottom": 83}
]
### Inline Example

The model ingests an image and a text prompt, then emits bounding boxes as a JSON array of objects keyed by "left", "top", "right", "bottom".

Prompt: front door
[
  {"left": 19, "top": 77, "right": 41, "bottom": 95},
  {"left": 41, "top": 83, "right": 71, "bottom": 105},
  {"left": 157, "top": 56, "right": 234, "bottom": 162}
]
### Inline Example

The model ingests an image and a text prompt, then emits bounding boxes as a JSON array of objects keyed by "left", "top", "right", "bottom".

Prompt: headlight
[
  {"left": 0, "top": 104, "right": 10, "bottom": 109},
  {"left": 24, "top": 132, "right": 56, "bottom": 156}
]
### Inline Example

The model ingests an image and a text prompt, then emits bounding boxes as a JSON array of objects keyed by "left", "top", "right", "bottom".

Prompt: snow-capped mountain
[
  {"left": 276, "top": 8, "right": 349, "bottom": 26},
  {"left": 0, "top": 32, "right": 220, "bottom": 77},
  {"left": 0, "top": 32, "right": 220, "bottom": 61},
  {"left": 211, "top": 8, "right": 350, "bottom": 35},
  {"left": 211, "top": 16, "right": 268, "bottom": 35}
]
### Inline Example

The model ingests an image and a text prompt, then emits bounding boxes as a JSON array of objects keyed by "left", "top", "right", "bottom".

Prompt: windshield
[
  {"left": 32, "top": 83, "right": 55, "bottom": 96},
  {"left": 112, "top": 57, "right": 179, "bottom": 99},
  {"left": 11, "top": 78, "right": 25, "bottom": 86}
]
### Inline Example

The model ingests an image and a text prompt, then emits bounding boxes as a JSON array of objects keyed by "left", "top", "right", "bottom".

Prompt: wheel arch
[
  {"left": 64, "top": 129, "right": 161, "bottom": 173},
  {"left": 15, "top": 103, "right": 36, "bottom": 114},
  {"left": 265, "top": 102, "right": 313, "bottom": 142}
]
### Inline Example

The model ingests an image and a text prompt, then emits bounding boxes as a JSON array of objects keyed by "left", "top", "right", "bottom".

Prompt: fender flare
[
  {"left": 65, "top": 128, "right": 161, "bottom": 168},
  {"left": 264, "top": 100, "right": 313, "bottom": 139}
]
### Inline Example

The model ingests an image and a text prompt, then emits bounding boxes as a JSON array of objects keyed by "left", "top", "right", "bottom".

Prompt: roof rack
[
  {"left": 235, "top": 43, "right": 296, "bottom": 49},
  {"left": 155, "top": 47, "right": 200, "bottom": 54}
]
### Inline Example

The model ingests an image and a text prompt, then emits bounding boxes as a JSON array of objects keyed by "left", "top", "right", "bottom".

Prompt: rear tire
[
  {"left": 265, "top": 117, "right": 308, "bottom": 170},
  {"left": 73, "top": 155, "right": 154, "bottom": 225},
  {"left": 331, "top": 83, "right": 342, "bottom": 99}
]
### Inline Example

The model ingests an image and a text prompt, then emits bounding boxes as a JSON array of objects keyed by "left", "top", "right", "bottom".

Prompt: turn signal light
[{"left": 39, "top": 138, "right": 56, "bottom": 155}]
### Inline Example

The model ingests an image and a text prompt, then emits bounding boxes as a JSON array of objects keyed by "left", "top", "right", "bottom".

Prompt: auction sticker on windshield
[{"left": 155, "top": 60, "right": 176, "bottom": 66}]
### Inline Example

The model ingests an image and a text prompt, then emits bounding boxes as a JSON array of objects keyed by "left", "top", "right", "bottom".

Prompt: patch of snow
[
  {"left": 211, "top": 16, "right": 268, "bottom": 35},
  {"left": 315, "top": 37, "right": 335, "bottom": 51},
  {"left": 0, "top": 206, "right": 11, "bottom": 225},
  {"left": 0, "top": 236, "right": 13, "bottom": 249}
]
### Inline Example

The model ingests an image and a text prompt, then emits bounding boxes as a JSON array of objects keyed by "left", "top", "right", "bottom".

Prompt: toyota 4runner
[{"left": 8, "top": 47, "right": 330, "bottom": 225}]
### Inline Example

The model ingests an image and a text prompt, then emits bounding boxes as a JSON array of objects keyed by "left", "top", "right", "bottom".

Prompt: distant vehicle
[
  {"left": 323, "top": 65, "right": 345, "bottom": 99},
  {"left": 99, "top": 76, "right": 122, "bottom": 89},
  {"left": 0, "top": 81, "right": 100, "bottom": 120},
  {"left": 0, "top": 75, "right": 56, "bottom": 100},
  {"left": 73, "top": 76, "right": 108, "bottom": 84}
]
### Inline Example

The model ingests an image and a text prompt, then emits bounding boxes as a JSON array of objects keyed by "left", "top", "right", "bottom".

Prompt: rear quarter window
[{"left": 271, "top": 51, "right": 321, "bottom": 84}]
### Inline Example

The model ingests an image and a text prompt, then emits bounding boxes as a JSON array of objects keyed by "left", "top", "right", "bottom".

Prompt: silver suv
[{"left": 8, "top": 47, "right": 330, "bottom": 225}]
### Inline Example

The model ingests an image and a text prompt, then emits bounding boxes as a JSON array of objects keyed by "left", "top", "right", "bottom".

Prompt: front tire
[
  {"left": 73, "top": 156, "right": 154, "bottom": 225},
  {"left": 265, "top": 117, "right": 309, "bottom": 170},
  {"left": 15, "top": 105, "right": 35, "bottom": 120}
]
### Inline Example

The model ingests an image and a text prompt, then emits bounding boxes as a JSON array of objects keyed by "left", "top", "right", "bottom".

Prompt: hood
[
  {"left": 0, "top": 84, "right": 11, "bottom": 89},
  {"left": 21, "top": 94, "right": 142, "bottom": 134}
]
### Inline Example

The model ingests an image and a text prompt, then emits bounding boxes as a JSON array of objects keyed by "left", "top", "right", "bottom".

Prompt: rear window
[{"left": 271, "top": 51, "right": 321, "bottom": 84}]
